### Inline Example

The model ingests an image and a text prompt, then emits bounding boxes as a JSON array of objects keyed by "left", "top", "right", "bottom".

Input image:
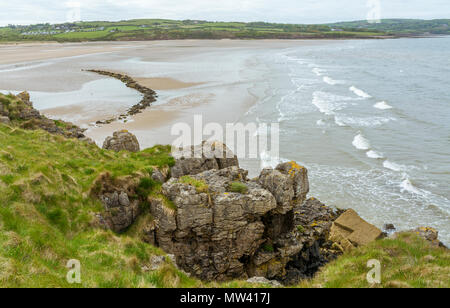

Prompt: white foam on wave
[
  {"left": 383, "top": 160, "right": 407, "bottom": 172},
  {"left": 400, "top": 176, "right": 423, "bottom": 195},
  {"left": 352, "top": 133, "right": 371, "bottom": 150},
  {"left": 366, "top": 150, "right": 384, "bottom": 159},
  {"left": 374, "top": 101, "right": 393, "bottom": 110},
  {"left": 349, "top": 86, "right": 371, "bottom": 98},
  {"left": 260, "top": 151, "right": 289, "bottom": 169},
  {"left": 334, "top": 115, "right": 396, "bottom": 127},
  {"left": 312, "top": 67, "right": 326, "bottom": 76},
  {"left": 316, "top": 119, "right": 326, "bottom": 126},
  {"left": 312, "top": 91, "right": 353, "bottom": 115},
  {"left": 323, "top": 76, "right": 344, "bottom": 85}
]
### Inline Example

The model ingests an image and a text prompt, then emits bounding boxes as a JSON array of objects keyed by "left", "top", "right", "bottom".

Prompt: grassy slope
[
  {"left": 300, "top": 233, "right": 449, "bottom": 288},
  {"left": 1, "top": 93, "right": 448, "bottom": 288}
]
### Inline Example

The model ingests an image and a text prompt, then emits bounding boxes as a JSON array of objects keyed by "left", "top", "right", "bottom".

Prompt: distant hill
[
  {"left": 0, "top": 18, "right": 448, "bottom": 43},
  {"left": 328, "top": 19, "right": 450, "bottom": 35}
]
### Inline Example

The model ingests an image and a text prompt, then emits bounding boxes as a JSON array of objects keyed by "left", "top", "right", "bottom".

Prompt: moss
[
  {"left": 179, "top": 176, "right": 209, "bottom": 193},
  {"left": 263, "top": 244, "right": 275, "bottom": 253},
  {"left": 297, "top": 225, "right": 305, "bottom": 233},
  {"left": 229, "top": 182, "right": 248, "bottom": 194}
]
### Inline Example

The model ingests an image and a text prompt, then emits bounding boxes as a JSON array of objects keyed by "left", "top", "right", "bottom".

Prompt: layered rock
[
  {"left": 150, "top": 166, "right": 277, "bottom": 280},
  {"left": 90, "top": 141, "right": 403, "bottom": 284},
  {"left": 143, "top": 148, "right": 346, "bottom": 283},
  {"left": 170, "top": 141, "right": 239, "bottom": 178},
  {"left": 329, "top": 209, "right": 383, "bottom": 252},
  {"left": 91, "top": 172, "right": 142, "bottom": 233},
  {"left": 102, "top": 130, "right": 140, "bottom": 152}
]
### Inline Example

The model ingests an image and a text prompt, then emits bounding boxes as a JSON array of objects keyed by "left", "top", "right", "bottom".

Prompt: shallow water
[{"left": 240, "top": 37, "right": 450, "bottom": 245}]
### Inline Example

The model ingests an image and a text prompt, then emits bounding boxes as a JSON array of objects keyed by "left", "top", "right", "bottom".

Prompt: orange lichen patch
[
  {"left": 287, "top": 161, "right": 305, "bottom": 177},
  {"left": 419, "top": 227, "right": 437, "bottom": 233}
]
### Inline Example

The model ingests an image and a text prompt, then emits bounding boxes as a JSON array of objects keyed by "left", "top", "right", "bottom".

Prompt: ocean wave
[
  {"left": 352, "top": 133, "right": 371, "bottom": 150},
  {"left": 323, "top": 76, "right": 344, "bottom": 85},
  {"left": 349, "top": 86, "right": 371, "bottom": 98},
  {"left": 312, "top": 91, "right": 353, "bottom": 115},
  {"left": 334, "top": 115, "right": 396, "bottom": 127},
  {"left": 312, "top": 67, "right": 326, "bottom": 76},
  {"left": 400, "top": 176, "right": 424, "bottom": 195},
  {"left": 374, "top": 101, "right": 393, "bottom": 110},
  {"left": 316, "top": 119, "right": 326, "bottom": 126},
  {"left": 383, "top": 160, "right": 408, "bottom": 172},
  {"left": 366, "top": 150, "right": 385, "bottom": 159}
]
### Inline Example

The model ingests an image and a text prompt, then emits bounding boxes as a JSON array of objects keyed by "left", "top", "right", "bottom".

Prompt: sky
[{"left": 0, "top": 0, "right": 449, "bottom": 26}]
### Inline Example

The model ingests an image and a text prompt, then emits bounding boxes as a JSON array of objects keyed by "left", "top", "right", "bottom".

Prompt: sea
[{"left": 241, "top": 37, "right": 450, "bottom": 245}]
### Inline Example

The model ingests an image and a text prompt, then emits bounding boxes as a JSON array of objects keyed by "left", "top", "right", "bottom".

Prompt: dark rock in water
[
  {"left": 102, "top": 130, "right": 140, "bottom": 152},
  {"left": 383, "top": 224, "right": 396, "bottom": 232}
]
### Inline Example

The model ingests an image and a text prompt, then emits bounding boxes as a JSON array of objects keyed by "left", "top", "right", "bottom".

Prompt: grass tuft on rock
[
  {"left": 229, "top": 182, "right": 248, "bottom": 194},
  {"left": 179, "top": 176, "right": 209, "bottom": 193}
]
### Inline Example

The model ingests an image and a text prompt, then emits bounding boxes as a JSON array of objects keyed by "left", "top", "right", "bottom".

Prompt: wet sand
[
  {"left": 135, "top": 77, "right": 204, "bottom": 90},
  {"left": 0, "top": 40, "right": 335, "bottom": 147}
]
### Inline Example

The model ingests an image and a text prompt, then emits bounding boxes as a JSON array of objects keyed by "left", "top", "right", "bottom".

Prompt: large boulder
[
  {"left": 170, "top": 141, "right": 239, "bottom": 178},
  {"left": 329, "top": 209, "right": 383, "bottom": 251},
  {"left": 149, "top": 166, "right": 277, "bottom": 281},
  {"left": 0, "top": 116, "right": 10, "bottom": 125},
  {"left": 102, "top": 130, "right": 140, "bottom": 152},
  {"left": 258, "top": 161, "right": 309, "bottom": 214}
]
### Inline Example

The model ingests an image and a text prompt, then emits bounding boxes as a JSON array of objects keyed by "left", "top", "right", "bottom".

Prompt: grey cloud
[{"left": 0, "top": 0, "right": 449, "bottom": 26}]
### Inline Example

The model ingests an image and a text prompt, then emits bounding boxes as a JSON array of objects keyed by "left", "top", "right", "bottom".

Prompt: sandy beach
[{"left": 0, "top": 39, "right": 333, "bottom": 147}]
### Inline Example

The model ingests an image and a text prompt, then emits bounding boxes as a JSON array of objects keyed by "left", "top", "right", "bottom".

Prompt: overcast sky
[{"left": 1, "top": 0, "right": 449, "bottom": 26}]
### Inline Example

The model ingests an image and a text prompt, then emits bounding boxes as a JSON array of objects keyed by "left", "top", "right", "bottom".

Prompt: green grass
[
  {"left": 298, "top": 233, "right": 450, "bottom": 288},
  {"left": 229, "top": 182, "right": 248, "bottom": 194},
  {"left": 179, "top": 176, "right": 209, "bottom": 193}
]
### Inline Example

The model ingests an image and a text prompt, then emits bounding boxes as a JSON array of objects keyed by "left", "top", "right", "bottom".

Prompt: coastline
[{"left": 2, "top": 39, "right": 449, "bottom": 247}]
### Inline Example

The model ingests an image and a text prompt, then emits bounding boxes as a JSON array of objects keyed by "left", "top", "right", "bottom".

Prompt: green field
[{"left": 0, "top": 19, "right": 396, "bottom": 43}]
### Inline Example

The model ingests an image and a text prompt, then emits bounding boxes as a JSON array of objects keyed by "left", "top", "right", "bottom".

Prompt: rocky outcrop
[
  {"left": 85, "top": 70, "right": 157, "bottom": 124},
  {"left": 102, "top": 130, "right": 140, "bottom": 152},
  {"left": 170, "top": 141, "right": 239, "bottom": 178},
  {"left": 89, "top": 141, "right": 409, "bottom": 284},
  {"left": 0, "top": 92, "right": 94, "bottom": 143},
  {"left": 258, "top": 161, "right": 309, "bottom": 214},
  {"left": 408, "top": 227, "right": 447, "bottom": 248},
  {"left": 141, "top": 144, "right": 347, "bottom": 284},
  {"left": 91, "top": 172, "right": 142, "bottom": 233},
  {"left": 150, "top": 166, "right": 277, "bottom": 281}
]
